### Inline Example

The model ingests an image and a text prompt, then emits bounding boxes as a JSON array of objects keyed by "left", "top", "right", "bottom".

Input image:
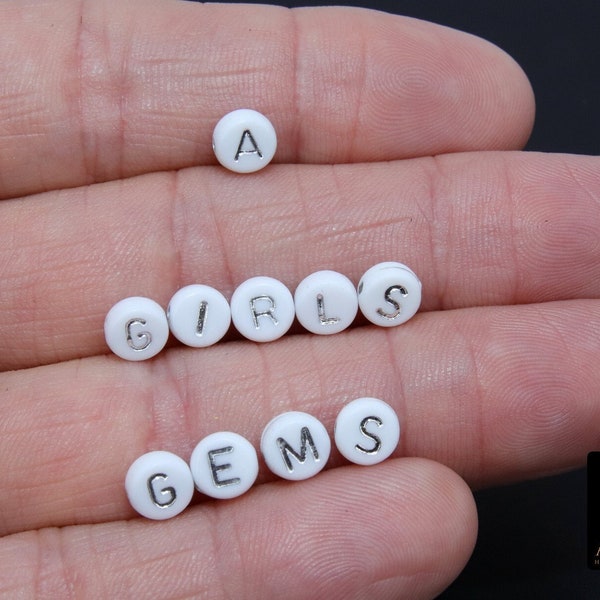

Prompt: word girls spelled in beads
[{"left": 104, "top": 262, "right": 422, "bottom": 360}]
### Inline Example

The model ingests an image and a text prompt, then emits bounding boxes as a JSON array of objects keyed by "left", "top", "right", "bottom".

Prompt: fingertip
[
  {"left": 337, "top": 457, "right": 478, "bottom": 599},
  {"left": 399, "top": 458, "right": 478, "bottom": 594},
  {"left": 239, "top": 457, "right": 478, "bottom": 600},
  {"left": 460, "top": 33, "right": 536, "bottom": 151},
  {"left": 293, "top": 6, "right": 536, "bottom": 161}
]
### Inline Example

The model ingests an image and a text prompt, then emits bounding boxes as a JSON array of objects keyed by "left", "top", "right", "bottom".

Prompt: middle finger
[{"left": 0, "top": 151, "right": 598, "bottom": 369}]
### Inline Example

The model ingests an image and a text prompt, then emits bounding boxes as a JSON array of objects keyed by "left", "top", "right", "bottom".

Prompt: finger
[
  {"left": 1, "top": 299, "right": 597, "bottom": 534},
  {"left": 0, "top": 459, "right": 476, "bottom": 600},
  {"left": 0, "top": 0, "right": 534, "bottom": 198},
  {"left": 1, "top": 152, "right": 598, "bottom": 369}
]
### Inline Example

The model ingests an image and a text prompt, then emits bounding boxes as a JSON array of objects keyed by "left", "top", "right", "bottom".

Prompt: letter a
[{"left": 235, "top": 129, "right": 263, "bottom": 162}]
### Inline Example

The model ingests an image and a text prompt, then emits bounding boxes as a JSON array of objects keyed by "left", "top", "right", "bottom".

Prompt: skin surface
[{"left": 1, "top": 1, "right": 598, "bottom": 598}]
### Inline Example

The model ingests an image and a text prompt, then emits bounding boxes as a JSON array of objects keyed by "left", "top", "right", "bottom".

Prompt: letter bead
[
  {"left": 294, "top": 270, "right": 358, "bottom": 335},
  {"left": 357, "top": 262, "right": 422, "bottom": 327},
  {"left": 261, "top": 411, "right": 331, "bottom": 480},
  {"left": 230, "top": 276, "right": 295, "bottom": 342},
  {"left": 213, "top": 109, "right": 277, "bottom": 173},
  {"left": 190, "top": 431, "right": 259, "bottom": 500},
  {"left": 167, "top": 285, "right": 231, "bottom": 348},
  {"left": 125, "top": 451, "right": 195, "bottom": 520},
  {"left": 104, "top": 296, "right": 169, "bottom": 361},
  {"left": 334, "top": 397, "right": 400, "bottom": 466}
]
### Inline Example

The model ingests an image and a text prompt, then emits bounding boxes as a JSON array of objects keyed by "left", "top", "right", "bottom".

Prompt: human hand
[{"left": 1, "top": 1, "right": 598, "bottom": 598}]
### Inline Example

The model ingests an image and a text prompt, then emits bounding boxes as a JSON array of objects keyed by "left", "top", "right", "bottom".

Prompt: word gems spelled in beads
[
  {"left": 104, "top": 262, "right": 422, "bottom": 360},
  {"left": 125, "top": 397, "right": 401, "bottom": 520}
]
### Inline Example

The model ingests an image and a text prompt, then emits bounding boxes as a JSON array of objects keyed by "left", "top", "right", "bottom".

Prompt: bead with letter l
[{"left": 294, "top": 270, "right": 358, "bottom": 335}]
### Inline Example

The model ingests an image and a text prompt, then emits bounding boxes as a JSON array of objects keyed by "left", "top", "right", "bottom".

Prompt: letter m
[{"left": 276, "top": 427, "right": 320, "bottom": 473}]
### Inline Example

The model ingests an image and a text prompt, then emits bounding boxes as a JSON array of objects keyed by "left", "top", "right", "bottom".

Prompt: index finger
[{"left": 0, "top": 0, "right": 534, "bottom": 198}]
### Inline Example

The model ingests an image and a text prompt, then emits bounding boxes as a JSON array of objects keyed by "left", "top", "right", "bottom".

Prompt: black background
[
  {"left": 588, "top": 454, "right": 600, "bottom": 571},
  {"left": 204, "top": 0, "right": 600, "bottom": 596}
]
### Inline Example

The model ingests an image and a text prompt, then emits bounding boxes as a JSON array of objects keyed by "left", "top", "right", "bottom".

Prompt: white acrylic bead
[
  {"left": 334, "top": 397, "right": 400, "bottom": 466},
  {"left": 104, "top": 296, "right": 169, "bottom": 361},
  {"left": 294, "top": 270, "right": 358, "bottom": 335},
  {"left": 357, "top": 262, "right": 422, "bottom": 327},
  {"left": 125, "top": 450, "right": 194, "bottom": 520},
  {"left": 167, "top": 285, "right": 231, "bottom": 348},
  {"left": 190, "top": 432, "right": 258, "bottom": 500},
  {"left": 213, "top": 109, "right": 277, "bottom": 173},
  {"left": 230, "top": 276, "right": 295, "bottom": 342},
  {"left": 261, "top": 411, "right": 331, "bottom": 481}
]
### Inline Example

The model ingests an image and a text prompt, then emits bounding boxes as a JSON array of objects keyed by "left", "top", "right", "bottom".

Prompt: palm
[{"left": 1, "top": 1, "right": 598, "bottom": 598}]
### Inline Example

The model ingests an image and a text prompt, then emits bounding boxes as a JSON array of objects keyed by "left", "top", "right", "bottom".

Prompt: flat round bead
[
  {"left": 104, "top": 296, "right": 169, "bottom": 361},
  {"left": 230, "top": 276, "right": 295, "bottom": 342},
  {"left": 190, "top": 431, "right": 258, "bottom": 500},
  {"left": 334, "top": 397, "right": 400, "bottom": 466},
  {"left": 294, "top": 270, "right": 358, "bottom": 335},
  {"left": 357, "top": 262, "right": 422, "bottom": 327},
  {"left": 167, "top": 285, "right": 231, "bottom": 348},
  {"left": 261, "top": 411, "right": 331, "bottom": 481},
  {"left": 212, "top": 109, "right": 277, "bottom": 173},
  {"left": 125, "top": 450, "right": 194, "bottom": 520}
]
